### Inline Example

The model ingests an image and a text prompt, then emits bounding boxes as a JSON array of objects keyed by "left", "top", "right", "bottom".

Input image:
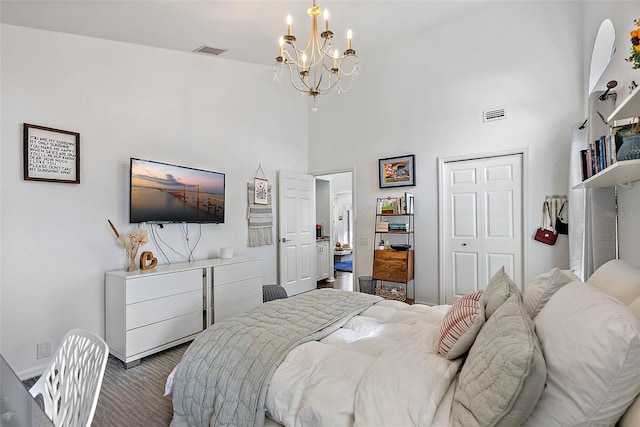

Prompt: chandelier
[{"left": 273, "top": 0, "right": 359, "bottom": 109}]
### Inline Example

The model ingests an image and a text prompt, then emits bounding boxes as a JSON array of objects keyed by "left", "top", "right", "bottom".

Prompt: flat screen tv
[{"left": 130, "top": 158, "right": 225, "bottom": 224}]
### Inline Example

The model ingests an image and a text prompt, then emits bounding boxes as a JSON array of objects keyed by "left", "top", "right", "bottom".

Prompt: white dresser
[{"left": 105, "top": 256, "right": 262, "bottom": 367}]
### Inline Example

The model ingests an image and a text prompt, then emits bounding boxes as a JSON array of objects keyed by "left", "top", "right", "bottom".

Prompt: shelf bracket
[{"left": 616, "top": 182, "right": 633, "bottom": 189}]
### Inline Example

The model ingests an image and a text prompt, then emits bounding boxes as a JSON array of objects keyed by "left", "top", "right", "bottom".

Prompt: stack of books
[
  {"left": 376, "top": 221, "right": 389, "bottom": 232},
  {"left": 389, "top": 223, "right": 408, "bottom": 232},
  {"left": 581, "top": 120, "right": 632, "bottom": 180}
]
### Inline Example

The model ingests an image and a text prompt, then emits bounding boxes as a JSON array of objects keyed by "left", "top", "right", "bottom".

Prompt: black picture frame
[
  {"left": 378, "top": 154, "right": 415, "bottom": 188},
  {"left": 23, "top": 123, "right": 80, "bottom": 184}
]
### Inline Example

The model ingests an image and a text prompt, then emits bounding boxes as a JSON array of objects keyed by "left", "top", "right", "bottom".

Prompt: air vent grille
[
  {"left": 193, "top": 45, "right": 227, "bottom": 56},
  {"left": 483, "top": 107, "right": 507, "bottom": 122}
]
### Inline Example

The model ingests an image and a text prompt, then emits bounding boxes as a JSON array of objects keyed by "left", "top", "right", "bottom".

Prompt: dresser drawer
[
  {"left": 372, "top": 250, "right": 414, "bottom": 282},
  {"left": 126, "top": 269, "right": 203, "bottom": 304},
  {"left": 126, "top": 311, "right": 202, "bottom": 357},
  {"left": 214, "top": 293, "right": 262, "bottom": 323},
  {"left": 214, "top": 277, "right": 262, "bottom": 307},
  {"left": 213, "top": 260, "right": 261, "bottom": 286},
  {"left": 126, "top": 290, "right": 202, "bottom": 330}
]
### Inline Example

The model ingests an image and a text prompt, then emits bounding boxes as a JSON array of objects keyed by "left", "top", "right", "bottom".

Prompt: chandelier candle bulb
[
  {"left": 278, "top": 37, "right": 284, "bottom": 58},
  {"left": 323, "top": 10, "right": 329, "bottom": 32},
  {"left": 302, "top": 54, "right": 307, "bottom": 72},
  {"left": 287, "top": 15, "right": 292, "bottom": 36},
  {"left": 347, "top": 29, "right": 352, "bottom": 50}
]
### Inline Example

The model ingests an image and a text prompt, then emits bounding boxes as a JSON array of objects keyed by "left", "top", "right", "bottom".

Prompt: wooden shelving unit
[{"left": 373, "top": 196, "right": 414, "bottom": 303}]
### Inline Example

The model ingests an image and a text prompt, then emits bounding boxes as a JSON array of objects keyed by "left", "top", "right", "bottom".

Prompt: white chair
[{"left": 29, "top": 329, "right": 109, "bottom": 427}]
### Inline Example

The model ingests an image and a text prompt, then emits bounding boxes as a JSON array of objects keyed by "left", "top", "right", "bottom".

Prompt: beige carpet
[{"left": 26, "top": 342, "right": 189, "bottom": 427}]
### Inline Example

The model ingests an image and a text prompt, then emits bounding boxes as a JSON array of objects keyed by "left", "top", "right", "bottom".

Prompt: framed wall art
[
  {"left": 378, "top": 154, "right": 415, "bottom": 188},
  {"left": 23, "top": 123, "right": 80, "bottom": 183}
]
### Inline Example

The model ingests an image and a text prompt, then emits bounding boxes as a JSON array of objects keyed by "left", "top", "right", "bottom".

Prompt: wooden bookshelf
[{"left": 574, "top": 159, "right": 640, "bottom": 189}]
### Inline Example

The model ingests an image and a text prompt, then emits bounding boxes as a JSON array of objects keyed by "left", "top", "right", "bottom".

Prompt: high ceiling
[{"left": 0, "top": 1, "right": 491, "bottom": 66}]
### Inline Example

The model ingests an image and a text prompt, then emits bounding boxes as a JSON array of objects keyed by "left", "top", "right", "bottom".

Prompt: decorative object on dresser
[
  {"left": 23, "top": 123, "right": 80, "bottom": 184},
  {"left": 139, "top": 251, "right": 158, "bottom": 270},
  {"left": 378, "top": 154, "right": 416, "bottom": 188},
  {"left": 105, "top": 256, "right": 262, "bottom": 368},
  {"left": 372, "top": 195, "right": 415, "bottom": 302},
  {"left": 108, "top": 219, "right": 149, "bottom": 271}
]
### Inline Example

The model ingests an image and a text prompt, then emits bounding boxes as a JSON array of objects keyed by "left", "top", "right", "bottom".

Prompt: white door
[
  {"left": 441, "top": 154, "right": 523, "bottom": 304},
  {"left": 278, "top": 170, "right": 316, "bottom": 296}
]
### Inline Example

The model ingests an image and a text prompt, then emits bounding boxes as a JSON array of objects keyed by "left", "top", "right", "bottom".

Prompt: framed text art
[
  {"left": 379, "top": 154, "right": 415, "bottom": 188},
  {"left": 254, "top": 177, "right": 269, "bottom": 205},
  {"left": 23, "top": 123, "right": 80, "bottom": 184}
]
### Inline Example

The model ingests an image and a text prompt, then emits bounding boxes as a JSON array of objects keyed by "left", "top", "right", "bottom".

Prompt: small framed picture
[
  {"left": 378, "top": 154, "right": 415, "bottom": 188},
  {"left": 254, "top": 177, "right": 269, "bottom": 205},
  {"left": 23, "top": 123, "right": 80, "bottom": 183}
]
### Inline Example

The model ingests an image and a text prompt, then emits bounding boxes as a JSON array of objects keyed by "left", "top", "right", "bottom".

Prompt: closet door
[{"left": 441, "top": 154, "right": 523, "bottom": 304}]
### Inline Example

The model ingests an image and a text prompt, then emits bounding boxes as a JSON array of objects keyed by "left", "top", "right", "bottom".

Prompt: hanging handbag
[
  {"left": 534, "top": 200, "right": 557, "bottom": 245},
  {"left": 555, "top": 199, "right": 568, "bottom": 235}
]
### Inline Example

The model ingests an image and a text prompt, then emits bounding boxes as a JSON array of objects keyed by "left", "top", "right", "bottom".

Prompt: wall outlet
[
  {"left": 359, "top": 237, "right": 368, "bottom": 246},
  {"left": 37, "top": 340, "right": 52, "bottom": 359}
]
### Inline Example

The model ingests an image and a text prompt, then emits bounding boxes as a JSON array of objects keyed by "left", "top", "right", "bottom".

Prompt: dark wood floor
[{"left": 317, "top": 270, "right": 352, "bottom": 291}]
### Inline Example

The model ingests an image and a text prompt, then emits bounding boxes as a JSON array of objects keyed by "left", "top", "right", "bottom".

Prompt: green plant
[{"left": 627, "top": 19, "right": 640, "bottom": 69}]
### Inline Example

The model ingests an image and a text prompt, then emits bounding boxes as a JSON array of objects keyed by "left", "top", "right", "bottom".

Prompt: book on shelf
[{"left": 580, "top": 129, "right": 626, "bottom": 181}]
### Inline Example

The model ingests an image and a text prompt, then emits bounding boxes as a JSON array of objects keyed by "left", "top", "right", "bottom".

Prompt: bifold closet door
[{"left": 441, "top": 154, "right": 523, "bottom": 304}]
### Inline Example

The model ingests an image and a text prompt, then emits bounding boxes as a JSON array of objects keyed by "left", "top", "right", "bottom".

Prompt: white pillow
[
  {"left": 522, "top": 267, "right": 574, "bottom": 318},
  {"left": 629, "top": 295, "right": 640, "bottom": 320},
  {"left": 523, "top": 282, "right": 640, "bottom": 426},
  {"left": 619, "top": 394, "right": 640, "bottom": 427},
  {"left": 438, "top": 291, "right": 485, "bottom": 359},
  {"left": 587, "top": 259, "right": 640, "bottom": 305}
]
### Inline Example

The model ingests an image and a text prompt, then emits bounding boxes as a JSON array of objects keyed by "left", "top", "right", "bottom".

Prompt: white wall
[
  {"left": 308, "top": 2, "right": 584, "bottom": 304},
  {"left": 0, "top": 24, "right": 307, "bottom": 376}
]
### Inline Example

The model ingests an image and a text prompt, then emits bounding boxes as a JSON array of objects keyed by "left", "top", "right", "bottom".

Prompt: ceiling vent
[
  {"left": 193, "top": 45, "right": 227, "bottom": 56},
  {"left": 483, "top": 107, "right": 507, "bottom": 122}
]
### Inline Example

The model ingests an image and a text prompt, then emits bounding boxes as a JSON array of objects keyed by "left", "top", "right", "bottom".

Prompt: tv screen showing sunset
[{"left": 130, "top": 158, "right": 225, "bottom": 223}]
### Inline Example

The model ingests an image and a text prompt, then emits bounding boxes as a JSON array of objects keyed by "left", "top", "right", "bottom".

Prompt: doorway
[
  {"left": 439, "top": 152, "right": 524, "bottom": 304},
  {"left": 315, "top": 170, "right": 355, "bottom": 292}
]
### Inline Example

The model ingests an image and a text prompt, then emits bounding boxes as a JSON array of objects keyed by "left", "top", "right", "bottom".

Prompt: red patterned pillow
[{"left": 438, "top": 290, "right": 485, "bottom": 360}]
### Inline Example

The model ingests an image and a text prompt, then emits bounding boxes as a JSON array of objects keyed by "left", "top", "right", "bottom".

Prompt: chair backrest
[{"left": 29, "top": 329, "right": 109, "bottom": 427}]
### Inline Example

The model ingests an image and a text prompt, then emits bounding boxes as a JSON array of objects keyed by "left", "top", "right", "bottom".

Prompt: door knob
[{"left": 281, "top": 238, "right": 291, "bottom": 243}]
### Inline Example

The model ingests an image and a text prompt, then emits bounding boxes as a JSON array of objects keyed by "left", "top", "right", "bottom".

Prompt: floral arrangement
[
  {"left": 628, "top": 19, "right": 640, "bottom": 69},
  {"left": 108, "top": 220, "right": 149, "bottom": 271}
]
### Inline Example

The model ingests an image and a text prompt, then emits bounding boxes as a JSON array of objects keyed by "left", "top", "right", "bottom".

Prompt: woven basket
[{"left": 375, "top": 287, "right": 407, "bottom": 302}]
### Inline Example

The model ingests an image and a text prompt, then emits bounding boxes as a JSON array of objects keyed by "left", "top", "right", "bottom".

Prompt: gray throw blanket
[{"left": 171, "top": 289, "right": 382, "bottom": 427}]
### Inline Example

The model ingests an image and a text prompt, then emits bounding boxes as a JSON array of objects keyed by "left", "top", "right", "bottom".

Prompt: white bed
[{"left": 169, "top": 259, "right": 640, "bottom": 427}]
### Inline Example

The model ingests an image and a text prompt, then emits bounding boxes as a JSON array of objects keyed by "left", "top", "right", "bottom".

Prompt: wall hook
[{"left": 599, "top": 80, "right": 618, "bottom": 101}]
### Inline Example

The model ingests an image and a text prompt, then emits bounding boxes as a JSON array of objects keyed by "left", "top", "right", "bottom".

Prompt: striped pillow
[{"left": 438, "top": 291, "right": 485, "bottom": 359}]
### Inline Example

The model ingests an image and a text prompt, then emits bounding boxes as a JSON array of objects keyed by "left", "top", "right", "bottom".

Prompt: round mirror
[{"left": 589, "top": 19, "right": 616, "bottom": 94}]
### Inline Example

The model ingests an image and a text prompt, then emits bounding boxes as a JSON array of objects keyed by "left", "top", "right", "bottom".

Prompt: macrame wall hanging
[{"left": 247, "top": 165, "right": 273, "bottom": 247}]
